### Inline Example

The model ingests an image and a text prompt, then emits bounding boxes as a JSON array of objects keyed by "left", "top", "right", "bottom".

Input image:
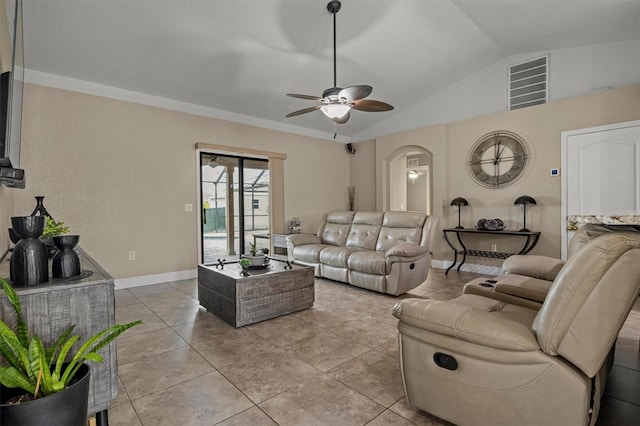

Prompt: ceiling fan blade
[
  {"left": 351, "top": 99, "right": 394, "bottom": 112},
  {"left": 287, "top": 93, "right": 323, "bottom": 101},
  {"left": 338, "top": 85, "right": 372, "bottom": 101},
  {"left": 332, "top": 111, "right": 350, "bottom": 124},
  {"left": 285, "top": 105, "right": 321, "bottom": 117}
]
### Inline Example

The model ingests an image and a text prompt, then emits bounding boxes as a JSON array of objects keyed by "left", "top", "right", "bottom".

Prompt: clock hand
[{"left": 493, "top": 146, "right": 505, "bottom": 165}]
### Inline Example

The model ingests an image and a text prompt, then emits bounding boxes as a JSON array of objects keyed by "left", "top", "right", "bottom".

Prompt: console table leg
[
  {"left": 445, "top": 259, "right": 456, "bottom": 275},
  {"left": 443, "top": 231, "right": 458, "bottom": 275},
  {"left": 95, "top": 410, "right": 109, "bottom": 426}
]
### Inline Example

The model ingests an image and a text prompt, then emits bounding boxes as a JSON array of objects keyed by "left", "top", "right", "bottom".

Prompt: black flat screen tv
[{"left": 0, "top": 0, "right": 23, "bottom": 171}]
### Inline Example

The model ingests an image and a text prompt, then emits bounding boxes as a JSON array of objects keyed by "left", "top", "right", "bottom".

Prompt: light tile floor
[{"left": 110, "top": 268, "right": 640, "bottom": 425}]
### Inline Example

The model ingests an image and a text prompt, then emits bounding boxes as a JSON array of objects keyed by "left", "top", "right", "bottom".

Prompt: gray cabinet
[{"left": 0, "top": 248, "right": 116, "bottom": 417}]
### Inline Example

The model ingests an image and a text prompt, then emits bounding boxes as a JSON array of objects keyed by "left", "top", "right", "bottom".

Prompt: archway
[{"left": 383, "top": 145, "right": 433, "bottom": 214}]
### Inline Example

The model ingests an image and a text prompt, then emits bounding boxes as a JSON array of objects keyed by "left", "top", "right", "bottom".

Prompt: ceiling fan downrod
[{"left": 327, "top": 0, "right": 341, "bottom": 89}]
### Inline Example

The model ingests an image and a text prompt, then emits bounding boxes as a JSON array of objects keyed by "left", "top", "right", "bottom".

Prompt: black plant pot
[
  {"left": 9, "top": 216, "right": 49, "bottom": 287},
  {"left": 0, "top": 363, "right": 90, "bottom": 426},
  {"left": 52, "top": 235, "right": 81, "bottom": 278}
]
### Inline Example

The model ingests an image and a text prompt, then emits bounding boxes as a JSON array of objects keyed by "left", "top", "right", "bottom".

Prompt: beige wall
[
  {"left": 9, "top": 81, "right": 640, "bottom": 278},
  {"left": 348, "top": 140, "right": 376, "bottom": 211},
  {"left": 372, "top": 84, "right": 640, "bottom": 262},
  {"left": 14, "top": 84, "right": 350, "bottom": 279}
]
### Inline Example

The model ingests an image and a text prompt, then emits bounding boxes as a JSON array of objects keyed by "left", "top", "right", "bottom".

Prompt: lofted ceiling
[{"left": 18, "top": 0, "right": 640, "bottom": 142}]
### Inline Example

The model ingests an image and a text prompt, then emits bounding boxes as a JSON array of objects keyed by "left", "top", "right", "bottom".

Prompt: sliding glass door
[{"left": 200, "top": 153, "right": 270, "bottom": 264}]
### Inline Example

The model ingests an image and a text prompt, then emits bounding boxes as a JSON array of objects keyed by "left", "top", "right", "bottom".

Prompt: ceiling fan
[{"left": 285, "top": 0, "right": 394, "bottom": 125}]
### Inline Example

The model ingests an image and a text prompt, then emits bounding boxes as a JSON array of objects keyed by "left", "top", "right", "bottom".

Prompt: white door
[{"left": 561, "top": 121, "right": 640, "bottom": 258}]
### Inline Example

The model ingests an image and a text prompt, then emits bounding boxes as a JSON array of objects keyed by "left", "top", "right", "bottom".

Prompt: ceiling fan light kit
[{"left": 286, "top": 0, "right": 393, "bottom": 125}]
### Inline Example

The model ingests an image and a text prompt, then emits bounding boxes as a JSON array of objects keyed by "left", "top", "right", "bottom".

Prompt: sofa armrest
[
  {"left": 392, "top": 298, "right": 540, "bottom": 351},
  {"left": 494, "top": 274, "right": 553, "bottom": 303},
  {"left": 385, "top": 243, "right": 429, "bottom": 259},
  {"left": 502, "top": 255, "right": 565, "bottom": 281},
  {"left": 286, "top": 233, "right": 320, "bottom": 248}
]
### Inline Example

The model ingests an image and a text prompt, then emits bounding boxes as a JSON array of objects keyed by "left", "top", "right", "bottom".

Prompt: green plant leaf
[
  {"left": 46, "top": 324, "right": 76, "bottom": 366},
  {"left": 62, "top": 320, "right": 141, "bottom": 386},
  {"left": 81, "top": 352, "right": 103, "bottom": 363},
  {"left": 0, "top": 322, "right": 24, "bottom": 371},
  {"left": 30, "top": 337, "right": 55, "bottom": 397},
  {"left": 0, "top": 366, "right": 36, "bottom": 395},
  {"left": 41, "top": 217, "right": 69, "bottom": 239},
  {"left": 53, "top": 334, "right": 80, "bottom": 382},
  {"left": 1, "top": 278, "right": 29, "bottom": 348},
  {"left": 86, "top": 320, "right": 143, "bottom": 355}
]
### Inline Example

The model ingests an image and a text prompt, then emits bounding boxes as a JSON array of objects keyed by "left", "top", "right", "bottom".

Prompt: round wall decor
[{"left": 467, "top": 130, "right": 530, "bottom": 188}]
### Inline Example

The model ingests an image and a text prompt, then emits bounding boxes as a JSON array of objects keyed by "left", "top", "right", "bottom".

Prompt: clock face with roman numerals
[{"left": 468, "top": 131, "right": 529, "bottom": 188}]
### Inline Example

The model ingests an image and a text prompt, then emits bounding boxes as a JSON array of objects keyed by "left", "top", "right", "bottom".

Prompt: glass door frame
[{"left": 195, "top": 143, "right": 287, "bottom": 266}]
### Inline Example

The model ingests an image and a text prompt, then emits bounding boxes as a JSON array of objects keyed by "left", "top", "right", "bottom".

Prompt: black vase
[
  {"left": 7, "top": 228, "right": 20, "bottom": 244},
  {"left": 9, "top": 216, "right": 49, "bottom": 287},
  {"left": 52, "top": 235, "right": 81, "bottom": 279},
  {"left": 0, "top": 363, "right": 90, "bottom": 426},
  {"left": 30, "top": 195, "right": 53, "bottom": 219}
]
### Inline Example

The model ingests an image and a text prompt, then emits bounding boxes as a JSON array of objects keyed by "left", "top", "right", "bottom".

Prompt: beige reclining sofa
[
  {"left": 393, "top": 231, "right": 640, "bottom": 426},
  {"left": 287, "top": 211, "right": 438, "bottom": 296}
]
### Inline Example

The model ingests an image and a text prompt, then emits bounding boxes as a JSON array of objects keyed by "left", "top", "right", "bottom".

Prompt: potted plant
[
  {"left": 41, "top": 217, "right": 70, "bottom": 257},
  {"left": 41, "top": 217, "right": 69, "bottom": 240},
  {"left": 238, "top": 258, "right": 251, "bottom": 276},
  {"left": 241, "top": 242, "right": 267, "bottom": 266},
  {"left": 0, "top": 278, "right": 142, "bottom": 425}
]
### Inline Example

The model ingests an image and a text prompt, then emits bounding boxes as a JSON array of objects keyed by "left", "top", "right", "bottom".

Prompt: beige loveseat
[{"left": 286, "top": 211, "right": 438, "bottom": 296}]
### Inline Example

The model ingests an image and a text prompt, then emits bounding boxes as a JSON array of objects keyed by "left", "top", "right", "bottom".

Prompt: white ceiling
[{"left": 19, "top": 0, "right": 640, "bottom": 142}]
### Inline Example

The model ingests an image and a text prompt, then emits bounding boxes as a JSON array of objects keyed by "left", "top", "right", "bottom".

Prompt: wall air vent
[{"left": 508, "top": 55, "right": 548, "bottom": 110}]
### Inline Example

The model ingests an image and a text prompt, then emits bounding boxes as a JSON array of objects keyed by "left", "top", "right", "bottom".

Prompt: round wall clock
[{"left": 467, "top": 130, "right": 530, "bottom": 188}]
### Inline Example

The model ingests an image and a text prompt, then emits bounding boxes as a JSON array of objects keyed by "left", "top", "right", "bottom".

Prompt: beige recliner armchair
[
  {"left": 393, "top": 232, "right": 640, "bottom": 426},
  {"left": 463, "top": 224, "right": 619, "bottom": 309}
]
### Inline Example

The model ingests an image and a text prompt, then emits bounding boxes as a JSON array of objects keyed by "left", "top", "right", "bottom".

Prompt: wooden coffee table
[{"left": 197, "top": 258, "right": 315, "bottom": 327}]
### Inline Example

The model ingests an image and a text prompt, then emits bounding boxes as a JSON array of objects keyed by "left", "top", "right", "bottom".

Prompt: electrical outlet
[
  {"left": 128, "top": 251, "right": 136, "bottom": 261},
  {"left": 491, "top": 244, "right": 498, "bottom": 252},
  {"left": 185, "top": 203, "right": 193, "bottom": 212}
]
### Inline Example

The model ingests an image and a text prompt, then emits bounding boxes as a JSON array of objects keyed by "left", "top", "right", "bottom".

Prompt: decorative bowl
[
  {"left": 53, "top": 234, "right": 80, "bottom": 250},
  {"left": 241, "top": 254, "right": 267, "bottom": 266},
  {"left": 10, "top": 216, "right": 46, "bottom": 239},
  {"left": 476, "top": 218, "right": 505, "bottom": 231}
]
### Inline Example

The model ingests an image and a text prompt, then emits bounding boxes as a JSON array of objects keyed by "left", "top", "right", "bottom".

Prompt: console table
[
  {"left": 443, "top": 228, "right": 541, "bottom": 275},
  {"left": 0, "top": 248, "right": 116, "bottom": 425}
]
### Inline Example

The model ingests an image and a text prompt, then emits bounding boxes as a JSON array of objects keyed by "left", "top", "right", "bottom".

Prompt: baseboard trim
[
  {"left": 115, "top": 269, "right": 198, "bottom": 290},
  {"left": 431, "top": 260, "right": 501, "bottom": 276}
]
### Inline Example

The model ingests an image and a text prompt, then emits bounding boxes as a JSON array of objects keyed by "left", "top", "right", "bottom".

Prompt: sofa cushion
[
  {"left": 293, "top": 244, "right": 332, "bottom": 264},
  {"left": 392, "top": 295, "right": 539, "bottom": 351},
  {"left": 320, "top": 246, "right": 365, "bottom": 268},
  {"left": 376, "top": 212, "right": 426, "bottom": 252},
  {"left": 347, "top": 251, "right": 387, "bottom": 275},
  {"left": 320, "top": 211, "right": 354, "bottom": 246},
  {"left": 346, "top": 224, "right": 381, "bottom": 250},
  {"left": 346, "top": 212, "right": 383, "bottom": 250}
]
